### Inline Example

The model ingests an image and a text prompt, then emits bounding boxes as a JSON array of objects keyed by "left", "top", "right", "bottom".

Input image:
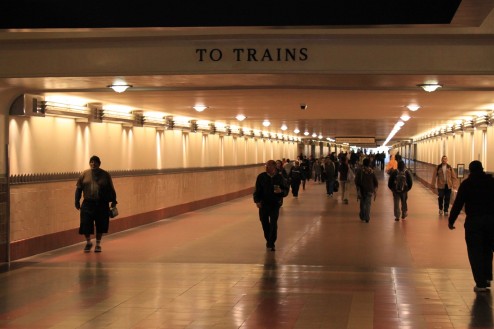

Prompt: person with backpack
[
  {"left": 388, "top": 160, "right": 413, "bottom": 221},
  {"left": 355, "top": 157, "right": 378, "bottom": 223},
  {"left": 432, "top": 155, "right": 458, "bottom": 216}
]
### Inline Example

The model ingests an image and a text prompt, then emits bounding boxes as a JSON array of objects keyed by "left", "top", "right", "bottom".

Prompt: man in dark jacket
[
  {"left": 387, "top": 160, "right": 413, "bottom": 221},
  {"left": 253, "top": 160, "right": 289, "bottom": 251},
  {"left": 355, "top": 157, "right": 378, "bottom": 223},
  {"left": 75, "top": 155, "right": 117, "bottom": 253},
  {"left": 448, "top": 160, "right": 494, "bottom": 292}
]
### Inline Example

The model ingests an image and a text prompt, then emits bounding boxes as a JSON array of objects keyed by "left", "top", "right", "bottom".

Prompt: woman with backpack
[{"left": 388, "top": 160, "right": 413, "bottom": 221}]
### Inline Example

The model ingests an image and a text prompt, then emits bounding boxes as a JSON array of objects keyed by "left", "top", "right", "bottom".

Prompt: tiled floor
[{"left": 1, "top": 169, "right": 493, "bottom": 328}]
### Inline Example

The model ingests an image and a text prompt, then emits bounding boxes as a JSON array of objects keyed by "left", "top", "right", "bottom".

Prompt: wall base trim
[{"left": 10, "top": 187, "right": 252, "bottom": 261}]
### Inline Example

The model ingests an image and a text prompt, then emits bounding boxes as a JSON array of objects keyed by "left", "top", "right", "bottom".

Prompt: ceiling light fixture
[
  {"left": 400, "top": 114, "right": 411, "bottom": 121},
  {"left": 262, "top": 120, "right": 271, "bottom": 127},
  {"left": 406, "top": 104, "right": 421, "bottom": 112},
  {"left": 108, "top": 83, "right": 132, "bottom": 93},
  {"left": 417, "top": 83, "right": 442, "bottom": 92},
  {"left": 281, "top": 124, "right": 287, "bottom": 131},
  {"left": 193, "top": 105, "right": 208, "bottom": 112},
  {"left": 294, "top": 128, "right": 300, "bottom": 134},
  {"left": 235, "top": 114, "right": 246, "bottom": 121}
]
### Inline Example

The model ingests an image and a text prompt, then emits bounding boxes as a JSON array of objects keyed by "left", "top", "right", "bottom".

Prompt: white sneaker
[{"left": 439, "top": 210, "right": 443, "bottom": 215}]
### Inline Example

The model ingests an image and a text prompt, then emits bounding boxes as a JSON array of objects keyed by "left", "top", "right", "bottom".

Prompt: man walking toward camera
[
  {"left": 253, "top": 160, "right": 289, "bottom": 251},
  {"left": 432, "top": 155, "right": 458, "bottom": 216},
  {"left": 75, "top": 155, "right": 118, "bottom": 253}
]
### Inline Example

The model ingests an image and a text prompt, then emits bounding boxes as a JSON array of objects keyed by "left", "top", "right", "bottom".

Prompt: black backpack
[
  {"left": 359, "top": 168, "right": 375, "bottom": 194},
  {"left": 395, "top": 170, "right": 408, "bottom": 193}
]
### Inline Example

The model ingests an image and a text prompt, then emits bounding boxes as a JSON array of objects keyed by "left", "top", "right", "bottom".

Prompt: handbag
[
  {"left": 109, "top": 206, "right": 119, "bottom": 218},
  {"left": 333, "top": 180, "right": 340, "bottom": 192}
]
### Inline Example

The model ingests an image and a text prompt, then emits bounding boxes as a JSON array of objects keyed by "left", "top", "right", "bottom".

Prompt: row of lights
[
  {"left": 108, "top": 80, "right": 446, "bottom": 146},
  {"left": 107, "top": 82, "right": 325, "bottom": 139},
  {"left": 382, "top": 82, "right": 443, "bottom": 147},
  {"left": 414, "top": 113, "right": 493, "bottom": 141}
]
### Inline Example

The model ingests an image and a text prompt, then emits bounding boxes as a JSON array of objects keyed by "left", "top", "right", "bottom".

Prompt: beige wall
[
  {"left": 9, "top": 166, "right": 260, "bottom": 242},
  {"left": 9, "top": 115, "right": 298, "bottom": 174},
  {"left": 8, "top": 114, "right": 298, "bottom": 243}
]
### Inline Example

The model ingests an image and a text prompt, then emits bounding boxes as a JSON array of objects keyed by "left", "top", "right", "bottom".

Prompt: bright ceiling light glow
[
  {"left": 108, "top": 80, "right": 132, "bottom": 93},
  {"left": 400, "top": 114, "right": 411, "bottom": 121},
  {"left": 281, "top": 124, "right": 287, "bottom": 131},
  {"left": 304, "top": 131, "right": 309, "bottom": 136},
  {"left": 235, "top": 114, "right": 246, "bottom": 121},
  {"left": 406, "top": 104, "right": 421, "bottom": 111},
  {"left": 193, "top": 105, "right": 208, "bottom": 112},
  {"left": 417, "top": 83, "right": 442, "bottom": 92},
  {"left": 262, "top": 120, "right": 271, "bottom": 127},
  {"left": 312, "top": 133, "right": 317, "bottom": 137},
  {"left": 294, "top": 128, "right": 300, "bottom": 134}
]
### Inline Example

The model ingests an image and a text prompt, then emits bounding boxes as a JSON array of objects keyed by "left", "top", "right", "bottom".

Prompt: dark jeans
[
  {"left": 259, "top": 205, "right": 280, "bottom": 248},
  {"left": 291, "top": 181, "right": 301, "bottom": 196},
  {"left": 326, "top": 179, "right": 335, "bottom": 195},
  {"left": 359, "top": 192, "right": 373, "bottom": 222},
  {"left": 393, "top": 191, "right": 408, "bottom": 219},
  {"left": 438, "top": 185, "right": 452, "bottom": 212},
  {"left": 465, "top": 215, "right": 494, "bottom": 288}
]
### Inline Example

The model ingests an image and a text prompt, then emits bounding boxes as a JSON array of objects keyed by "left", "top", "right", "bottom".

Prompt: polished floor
[{"left": 1, "top": 169, "right": 493, "bottom": 329}]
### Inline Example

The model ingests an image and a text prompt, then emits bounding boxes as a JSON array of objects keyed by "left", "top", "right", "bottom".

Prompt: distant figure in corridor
[
  {"left": 253, "top": 160, "right": 289, "bottom": 251},
  {"left": 75, "top": 155, "right": 118, "bottom": 253},
  {"left": 355, "top": 157, "right": 378, "bottom": 223},
  {"left": 448, "top": 161, "right": 494, "bottom": 293},
  {"left": 432, "top": 155, "right": 458, "bottom": 216}
]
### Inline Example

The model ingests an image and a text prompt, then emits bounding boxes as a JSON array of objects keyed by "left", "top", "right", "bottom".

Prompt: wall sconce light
[
  {"left": 190, "top": 120, "right": 198, "bottom": 132},
  {"left": 165, "top": 116, "right": 175, "bottom": 130},
  {"left": 102, "top": 109, "right": 136, "bottom": 126},
  {"left": 417, "top": 83, "right": 442, "bottom": 92},
  {"left": 475, "top": 114, "right": 490, "bottom": 129},
  {"left": 107, "top": 84, "right": 133, "bottom": 93}
]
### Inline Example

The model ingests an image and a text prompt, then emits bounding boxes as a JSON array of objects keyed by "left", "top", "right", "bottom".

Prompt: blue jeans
[{"left": 359, "top": 192, "right": 373, "bottom": 222}]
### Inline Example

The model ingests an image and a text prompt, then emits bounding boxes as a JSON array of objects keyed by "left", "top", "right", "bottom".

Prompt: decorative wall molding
[{"left": 9, "top": 163, "right": 263, "bottom": 185}]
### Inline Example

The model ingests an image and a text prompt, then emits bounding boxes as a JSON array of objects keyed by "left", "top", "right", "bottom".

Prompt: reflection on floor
[{"left": 1, "top": 169, "right": 493, "bottom": 328}]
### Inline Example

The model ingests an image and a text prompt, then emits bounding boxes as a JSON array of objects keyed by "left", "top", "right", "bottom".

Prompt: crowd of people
[{"left": 253, "top": 151, "right": 494, "bottom": 294}]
